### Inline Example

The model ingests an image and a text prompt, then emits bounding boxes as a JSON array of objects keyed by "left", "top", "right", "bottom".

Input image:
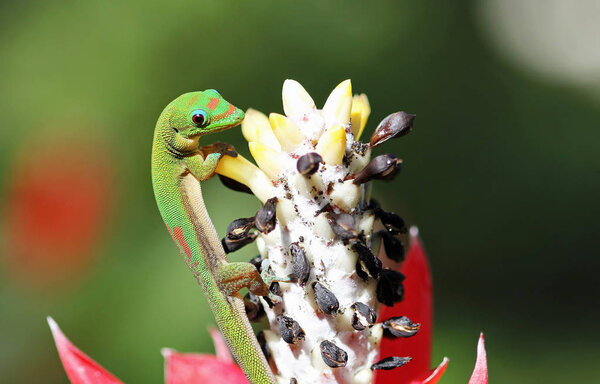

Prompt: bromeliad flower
[
  {"left": 214, "top": 79, "right": 427, "bottom": 382},
  {"left": 49, "top": 80, "right": 489, "bottom": 383}
]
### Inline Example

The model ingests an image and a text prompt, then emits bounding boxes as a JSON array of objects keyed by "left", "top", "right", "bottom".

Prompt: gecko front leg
[
  {"left": 185, "top": 151, "right": 221, "bottom": 181},
  {"left": 217, "top": 262, "right": 291, "bottom": 303}
]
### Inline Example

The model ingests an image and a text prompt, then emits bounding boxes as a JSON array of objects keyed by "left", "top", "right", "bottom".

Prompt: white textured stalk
[
  {"left": 254, "top": 80, "right": 380, "bottom": 384},
  {"left": 216, "top": 79, "right": 398, "bottom": 383}
]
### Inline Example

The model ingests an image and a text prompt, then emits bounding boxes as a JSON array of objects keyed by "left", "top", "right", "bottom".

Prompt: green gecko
[{"left": 151, "top": 90, "right": 278, "bottom": 384}]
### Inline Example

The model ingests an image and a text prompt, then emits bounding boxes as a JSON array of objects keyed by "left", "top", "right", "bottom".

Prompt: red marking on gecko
[
  {"left": 166, "top": 224, "right": 192, "bottom": 263},
  {"left": 212, "top": 104, "right": 236, "bottom": 121},
  {"left": 207, "top": 98, "right": 220, "bottom": 111}
]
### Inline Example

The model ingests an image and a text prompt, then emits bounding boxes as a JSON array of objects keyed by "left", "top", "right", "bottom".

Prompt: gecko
[{"left": 151, "top": 90, "right": 279, "bottom": 384}]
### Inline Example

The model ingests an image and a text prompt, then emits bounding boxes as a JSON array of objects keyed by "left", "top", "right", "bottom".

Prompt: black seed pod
[
  {"left": 374, "top": 208, "right": 407, "bottom": 234},
  {"left": 243, "top": 292, "right": 265, "bottom": 322},
  {"left": 297, "top": 152, "right": 322, "bottom": 176},
  {"left": 326, "top": 212, "right": 358, "bottom": 242},
  {"left": 353, "top": 241, "right": 382, "bottom": 280},
  {"left": 383, "top": 316, "right": 421, "bottom": 338},
  {"left": 249, "top": 254, "right": 263, "bottom": 272},
  {"left": 376, "top": 269, "right": 405, "bottom": 306},
  {"left": 257, "top": 330, "right": 271, "bottom": 360},
  {"left": 351, "top": 302, "right": 377, "bottom": 330},
  {"left": 379, "top": 231, "right": 405, "bottom": 262},
  {"left": 277, "top": 315, "right": 305, "bottom": 344},
  {"left": 371, "top": 356, "right": 411, "bottom": 371},
  {"left": 353, "top": 154, "right": 402, "bottom": 185},
  {"left": 369, "top": 111, "right": 416, "bottom": 148},
  {"left": 225, "top": 217, "right": 255, "bottom": 240},
  {"left": 222, "top": 232, "right": 257, "bottom": 253},
  {"left": 270, "top": 281, "right": 281, "bottom": 297},
  {"left": 355, "top": 260, "right": 369, "bottom": 281},
  {"left": 312, "top": 282, "right": 339, "bottom": 315},
  {"left": 290, "top": 243, "right": 310, "bottom": 287},
  {"left": 320, "top": 340, "right": 348, "bottom": 368},
  {"left": 218, "top": 174, "right": 253, "bottom": 194},
  {"left": 255, "top": 197, "right": 278, "bottom": 234}
]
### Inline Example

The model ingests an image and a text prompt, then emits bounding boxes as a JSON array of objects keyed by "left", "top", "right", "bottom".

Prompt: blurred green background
[{"left": 1, "top": 1, "right": 598, "bottom": 382}]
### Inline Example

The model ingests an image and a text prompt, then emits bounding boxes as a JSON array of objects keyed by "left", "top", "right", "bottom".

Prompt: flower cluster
[{"left": 215, "top": 80, "right": 421, "bottom": 383}]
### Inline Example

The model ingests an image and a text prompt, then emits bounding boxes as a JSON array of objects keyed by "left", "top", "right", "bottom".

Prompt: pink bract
[{"left": 47, "top": 317, "right": 123, "bottom": 384}]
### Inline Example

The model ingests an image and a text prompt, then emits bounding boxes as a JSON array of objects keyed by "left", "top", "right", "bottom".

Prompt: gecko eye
[{"left": 191, "top": 110, "right": 209, "bottom": 128}]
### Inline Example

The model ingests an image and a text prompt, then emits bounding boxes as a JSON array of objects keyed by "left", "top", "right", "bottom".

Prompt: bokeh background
[{"left": 1, "top": 1, "right": 598, "bottom": 382}]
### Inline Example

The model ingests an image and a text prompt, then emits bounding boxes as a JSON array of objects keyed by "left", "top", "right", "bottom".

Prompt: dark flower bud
[
  {"left": 277, "top": 314, "right": 305, "bottom": 344},
  {"left": 221, "top": 233, "right": 257, "bottom": 253},
  {"left": 378, "top": 230, "right": 405, "bottom": 262},
  {"left": 320, "top": 340, "right": 348, "bottom": 368},
  {"left": 371, "top": 356, "right": 411, "bottom": 371},
  {"left": 353, "top": 241, "right": 383, "bottom": 280},
  {"left": 312, "top": 282, "right": 339, "bottom": 315},
  {"left": 374, "top": 208, "right": 407, "bottom": 234},
  {"left": 351, "top": 302, "right": 377, "bottom": 330},
  {"left": 326, "top": 212, "right": 358, "bottom": 242},
  {"left": 218, "top": 174, "right": 253, "bottom": 194},
  {"left": 369, "top": 111, "right": 415, "bottom": 147},
  {"left": 290, "top": 243, "right": 310, "bottom": 287},
  {"left": 382, "top": 316, "right": 420, "bottom": 338},
  {"left": 353, "top": 154, "right": 402, "bottom": 185},
  {"left": 243, "top": 292, "right": 265, "bottom": 322},
  {"left": 376, "top": 269, "right": 405, "bottom": 306},
  {"left": 255, "top": 197, "right": 278, "bottom": 234},
  {"left": 296, "top": 152, "right": 322, "bottom": 176},
  {"left": 225, "top": 217, "right": 255, "bottom": 240}
]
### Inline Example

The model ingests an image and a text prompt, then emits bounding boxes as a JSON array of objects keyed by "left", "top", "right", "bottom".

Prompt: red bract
[
  {"left": 162, "top": 328, "right": 248, "bottom": 384},
  {"left": 468, "top": 334, "right": 488, "bottom": 384},
  {"left": 47, "top": 317, "right": 123, "bottom": 384},
  {"left": 48, "top": 317, "right": 247, "bottom": 384},
  {"left": 375, "top": 228, "right": 488, "bottom": 384},
  {"left": 48, "top": 229, "right": 489, "bottom": 384},
  {"left": 162, "top": 350, "right": 248, "bottom": 384},
  {"left": 375, "top": 227, "right": 436, "bottom": 384}
]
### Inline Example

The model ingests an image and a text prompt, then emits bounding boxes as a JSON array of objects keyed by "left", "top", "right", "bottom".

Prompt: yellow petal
[
  {"left": 282, "top": 79, "right": 316, "bottom": 119},
  {"left": 215, "top": 154, "right": 273, "bottom": 202},
  {"left": 351, "top": 93, "right": 371, "bottom": 139},
  {"left": 322, "top": 79, "right": 352, "bottom": 127},
  {"left": 241, "top": 108, "right": 267, "bottom": 142},
  {"left": 241, "top": 109, "right": 281, "bottom": 151},
  {"left": 249, "top": 141, "right": 288, "bottom": 179},
  {"left": 269, "top": 113, "right": 305, "bottom": 152},
  {"left": 315, "top": 125, "right": 346, "bottom": 165}
]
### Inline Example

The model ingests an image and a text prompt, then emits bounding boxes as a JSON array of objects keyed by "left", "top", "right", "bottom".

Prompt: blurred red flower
[
  {"left": 3, "top": 136, "right": 113, "bottom": 285},
  {"left": 48, "top": 231, "right": 488, "bottom": 383}
]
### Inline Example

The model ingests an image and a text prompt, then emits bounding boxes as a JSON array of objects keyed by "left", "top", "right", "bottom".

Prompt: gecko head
[{"left": 165, "top": 90, "right": 245, "bottom": 141}]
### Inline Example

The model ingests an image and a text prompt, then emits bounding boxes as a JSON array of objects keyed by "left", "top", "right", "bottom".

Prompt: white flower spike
[{"left": 216, "top": 79, "right": 415, "bottom": 384}]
